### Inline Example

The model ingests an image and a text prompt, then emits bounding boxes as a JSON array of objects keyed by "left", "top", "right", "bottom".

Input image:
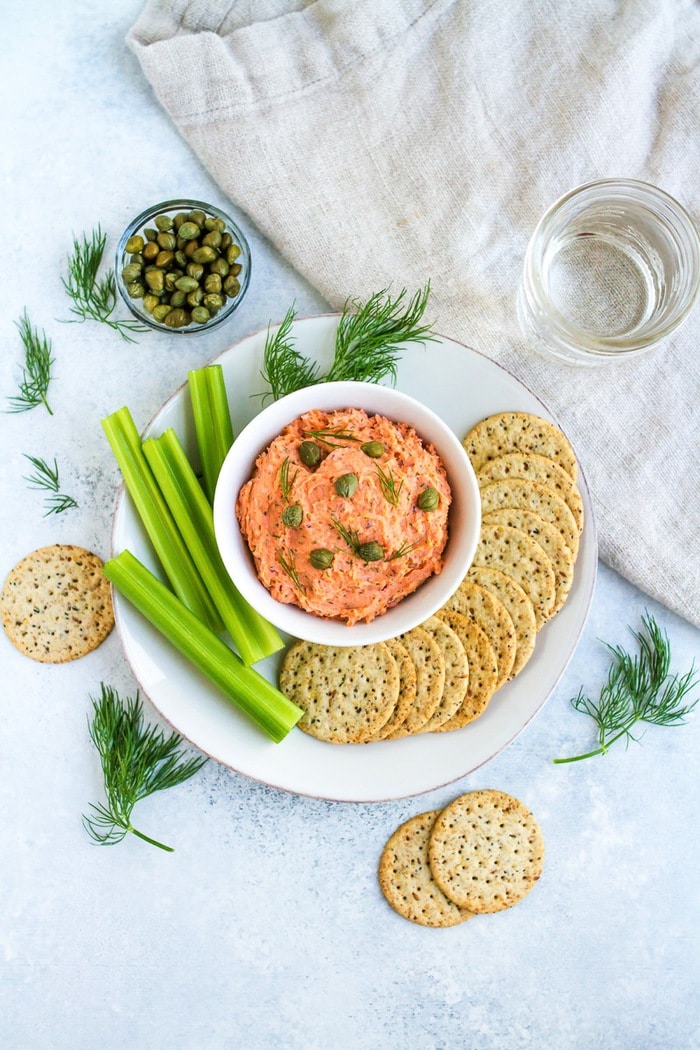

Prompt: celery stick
[
  {"left": 188, "top": 365, "right": 235, "bottom": 502},
  {"left": 104, "top": 550, "right": 302, "bottom": 743},
  {"left": 143, "top": 428, "right": 283, "bottom": 666},
  {"left": 102, "top": 406, "right": 222, "bottom": 633}
]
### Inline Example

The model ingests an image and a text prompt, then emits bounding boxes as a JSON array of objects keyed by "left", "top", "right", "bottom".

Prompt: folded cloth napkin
[{"left": 128, "top": 0, "right": 700, "bottom": 627}]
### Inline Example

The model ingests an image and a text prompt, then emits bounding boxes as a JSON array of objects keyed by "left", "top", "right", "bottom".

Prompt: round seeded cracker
[
  {"left": 466, "top": 566, "right": 537, "bottom": 678},
  {"left": 480, "top": 479, "right": 580, "bottom": 557},
  {"left": 483, "top": 509, "right": 575, "bottom": 618},
  {"left": 366, "top": 638, "right": 417, "bottom": 741},
  {"left": 476, "top": 452, "right": 584, "bottom": 534},
  {"left": 379, "top": 810, "right": 475, "bottom": 927},
  {"left": 471, "top": 524, "right": 556, "bottom": 628},
  {"left": 441, "top": 578, "right": 516, "bottom": 688},
  {"left": 433, "top": 613, "right": 498, "bottom": 731},
  {"left": 280, "top": 640, "right": 399, "bottom": 743},
  {"left": 385, "top": 626, "right": 445, "bottom": 739},
  {"left": 1, "top": 544, "right": 114, "bottom": 663},
  {"left": 428, "top": 790, "right": 545, "bottom": 914},
  {"left": 463, "top": 412, "right": 578, "bottom": 481},
  {"left": 417, "top": 615, "right": 469, "bottom": 732}
]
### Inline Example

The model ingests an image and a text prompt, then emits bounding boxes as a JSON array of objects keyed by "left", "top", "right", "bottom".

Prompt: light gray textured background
[{"left": 1, "top": 4, "right": 698, "bottom": 1048}]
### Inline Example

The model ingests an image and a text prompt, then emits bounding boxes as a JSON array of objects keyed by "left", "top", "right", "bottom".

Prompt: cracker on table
[
  {"left": 466, "top": 566, "right": 537, "bottom": 678},
  {"left": 366, "top": 638, "right": 417, "bottom": 741},
  {"left": 417, "top": 615, "right": 469, "bottom": 732},
  {"left": 385, "top": 626, "right": 446, "bottom": 738},
  {"left": 280, "top": 640, "right": 399, "bottom": 743},
  {"left": 441, "top": 577, "right": 516, "bottom": 688},
  {"left": 1, "top": 544, "right": 114, "bottom": 664},
  {"left": 378, "top": 810, "right": 475, "bottom": 927},
  {"left": 471, "top": 524, "right": 556, "bottom": 628},
  {"left": 463, "top": 412, "right": 578, "bottom": 481},
  {"left": 479, "top": 478, "right": 580, "bottom": 557},
  {"left": 433, "top": 612, "right": 498, "bottom": 731},
  {"left": 476, "top": 452, "right": 584, "bottom": 534},
  {"left": 428, "top": 790, "right": 545, "bottom": 914},
  {"left": 483, "top": 508, "right": 575, "bottom": 619}
]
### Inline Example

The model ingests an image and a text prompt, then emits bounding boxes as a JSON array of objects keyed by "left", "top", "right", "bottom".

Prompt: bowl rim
[
  {"left": 115, "top": 197, "right": 252, "bottom": 335},
  {"left": 212, "top": 379, "right": 482, "bottom": 646}
]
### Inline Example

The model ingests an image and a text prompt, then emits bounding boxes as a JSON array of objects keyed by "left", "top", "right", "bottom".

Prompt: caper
[
  {"left": 358, "top": 541, "right": 384, "bottom": 563},
  {"left": 155, "top": 250, "right": 175, "bottom": 269},
  {"left": 173, "top": 212, "right": 188, "bottom": 229},
  {"left": 220, "top": 233, "right": 233, "bottom": 250},
  {"left": 192, "top": 246, "right": 217, "bottom": 264},
  {"left": 361, "top": 441, "right": 384, "bottom": 458},
  {"left": 164, "top": 308, "right": 191, "bottom": 328},
  {"left": 169, "top": 290, "right": 186, "bottom": 307},
  {"left": 226, "top": 244, "right": 241, "bottom": 263},
  {"left": 223, "top": 276, "right": 241, "bottom": 297},
  {"left": 203, "top": 292, "right": 224, "bottom": 311},
  {"left": 154, "top": 214, "right": 174, "bottom": 231},
  {"left": 210, "top": 257, "right": 230, "bottom": 278},
  {"left": 186, "top": 262, "right": 204, "bottom": 280},
  {"left": 186, "top": 288, "right": 204, "bottom": 307},
  {"left": 299, "top": 440, "right": 321, "bottom": 468},
  {"left": 281, "top": 503, "right": 303, "bottom": 527},
  {"left": 143, "top": 293, "right": 160, "bottom": 314},
  {"left": 202, "top": 230, "right": 222, "bottom": 249},
  {"left": 229, "top": 262, "right": 243, "bottom": 277},
  {"left": 142, "top": 241, "right": 160, "bottom": 261},
  {"left": 417, "top": 487, "right": 440, "bottom": 511},
  {"left": 125, "top": 234, "right": 145, "bottom": 254},
  {"left": 203, "top": 216, "right": 217, "bottom": 231},
  {"left": 156, "top": 232, "right": 177, "bottom": 251},
  {"left": 121, "top": 262, "right": 143, "bottom": 283},
  {"left": 126, "top": 280, "right": 145, "bottom": 299},
  {"left": 164, "top": 271, "right": 178, "bottom": 291},
  {"left": 191, "top": 306, "right": 211, "bottom": 324},
  {"left": 189, "top": 210, "right": 207, "bottom": 226},
  {"left": 152, "top": 304, "right": 171, "bottom": 323},
  {"left": 204, "top": 273, "right": 222, "bottom": 294},
  {"left": 144, "top": 269, "right": 165, "bottom": 293},
  {"left": 175, "top": 275, "right": 200, "bottom": 293},
  {"left": 184, "top": 239, "right": 200, "bottom": 258},
  {"left": 178, "top": 221, "right": 200, "bottom": 241},
  {"left": 334, "top": 473, "right": 358, "bottom": 498},
  {"left": 175, "top": 250, "right": 188, "bottom": 268},
  {"left": 310, "top": 549, "right": 335, "bottom": 570},
  {"left": 144, "top": 227, "right": 158, "bottom": 242}
]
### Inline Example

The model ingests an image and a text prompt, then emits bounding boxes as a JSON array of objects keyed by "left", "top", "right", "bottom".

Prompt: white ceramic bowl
[{"left": 213, "top": 381, "right": 482, "bottom": 646}]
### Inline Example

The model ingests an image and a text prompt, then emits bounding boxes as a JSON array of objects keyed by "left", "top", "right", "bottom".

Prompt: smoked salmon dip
[{"left": 235, "top": 407, "right": 451, "bottom": 625}]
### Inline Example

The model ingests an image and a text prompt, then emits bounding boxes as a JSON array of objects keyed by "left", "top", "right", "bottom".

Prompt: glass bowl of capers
[{"left": 115, "top": 198, "right": 251, "bottom": 334}]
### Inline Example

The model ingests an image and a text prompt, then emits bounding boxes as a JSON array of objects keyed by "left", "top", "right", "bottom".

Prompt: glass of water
[{"left": 518, "top": 179, "right": 700, "bottom": 365}]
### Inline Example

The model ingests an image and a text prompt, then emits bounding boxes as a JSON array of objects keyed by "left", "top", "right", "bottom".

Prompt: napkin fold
[{"left": 128, "top": 0, "right": 700, "bottom": 627}]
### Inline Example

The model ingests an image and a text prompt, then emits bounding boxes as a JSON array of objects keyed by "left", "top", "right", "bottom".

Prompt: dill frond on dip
[{"left": 236, "top": 408, "right": 451, "bottom": 625}]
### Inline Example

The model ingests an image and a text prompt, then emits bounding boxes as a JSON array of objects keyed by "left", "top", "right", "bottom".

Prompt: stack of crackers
[
  {"left": 379, "top": 789, "right": 545, "bottom": 926},
  {"left": 280, "top": 411, "right": 584, "bottom": 743}
]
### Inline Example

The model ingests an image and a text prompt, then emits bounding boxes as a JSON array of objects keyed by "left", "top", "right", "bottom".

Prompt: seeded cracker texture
[
  {"left": 379, "top": 810, "right": 475, "bottom": 927},
  {"left": 366, "top": 637, "right": 417, "bottom": 741},
  {"left": 384, "top": 626, "right": 446, "bottom": 739},
  {"left": 480, "top": 478, "right": 580, "bottom": 555},
  {"left": 476, "top": 451, "right": 584, "bottom": 533},
  {"left": 471, "top": 523, "right": 556, "bottom": 627},
  {"left": 466, "top": 566, "right": 537, "bottom": 678},
  {"left": 279, "top": 640, "right": 399, "bottom": 743},
  {"left": 483, "top": 508, "right": 575, "bottom": 617},
  {"left": 428, "top": 790, "right": 545, "bottom": 914},
  {"left": 463, "top": 412, "right": 578, "bottom": 481},
  {"left": 433, "top": 613, "right": 498, "bottom": 731},
  {"left": 1, "top": 544, "right": 114, "bottom": 663},
  {"left": 441, "top": 577, "right": 517, "bottom": 687},
  {"left": 417, "top": 615, "right": 470, "bottom": 732}
]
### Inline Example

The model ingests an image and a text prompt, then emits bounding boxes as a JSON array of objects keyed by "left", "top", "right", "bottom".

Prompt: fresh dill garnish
[
  {"left": 61, "top": 226, "right": 147, "bottom": 343},
  {"left": 331, "top": 519, "right": 384, "bottom": 563},
  {"left": 279, "top": 456, "right": 298, "bottom": 503},
  {"left": 277, "top": 551, "right": 305, "bottom": 592},
  {"left": 374, "top": 463, "right": 404, "bottom": 506},
  {"left": 22, "top": 454, "right": 78, "bottom": 515},
  {"left": 258, "top": 303, "right": 320, "bottom": 403},
  {"left": 325, "top": 283, "right": 436, "bottom": 384},
  {"left": 387, "top": 539, "right": 422, "bottom": 560},
  {"left": 257, "top": 284, "right": 435, "bottom": 400},
  {"left": 553, "top": 613, "right": 699, "bottom": 764},
  {"left": 302, "top": 426, "right": 359, "bottom": 448},
  {"left": 6, "top": 310, "right": 54, "bottom": 415},
  {"left": 83, "top": 684, "right": 207, "bottom": 852}
]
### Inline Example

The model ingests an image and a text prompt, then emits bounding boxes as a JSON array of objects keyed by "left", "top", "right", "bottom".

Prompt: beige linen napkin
[{"left": 128, "top": 0, "right": 700, "bottom": 627}]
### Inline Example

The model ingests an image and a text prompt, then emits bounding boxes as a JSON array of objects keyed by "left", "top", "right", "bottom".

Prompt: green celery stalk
[
  {"left": 142, "top": 428, "right": 283, "bottom": 666},
  {"left": 103, "top": 549, "right": 302, "bottom": 743},
  {"left": 188, "top": 364, "right": 235, "bottom": 502},
  {"left": 102, "top": 406, "right": 222, "bottom": 633}
]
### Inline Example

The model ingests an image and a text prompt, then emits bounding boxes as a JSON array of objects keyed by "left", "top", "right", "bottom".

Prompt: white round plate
[{"left": 111, "top": 315, "right": 597, "bottom": 802}]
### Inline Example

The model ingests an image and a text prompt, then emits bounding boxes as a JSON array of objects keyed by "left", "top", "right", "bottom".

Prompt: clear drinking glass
[{"left": 518, "top": 179, "right": 700, "bottom": 365}]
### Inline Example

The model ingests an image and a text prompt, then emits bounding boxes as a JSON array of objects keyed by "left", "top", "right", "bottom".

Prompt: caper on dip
[{"left": 236, "top": 407, "right": 451, "bottom": 625}]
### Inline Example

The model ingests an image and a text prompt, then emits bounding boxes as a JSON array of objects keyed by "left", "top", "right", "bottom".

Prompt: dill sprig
[
  {"left": 302, "top": 426, "right": 359, "bottom": 448},
  {"left": 387, "top": 539, "right": 422, "bottom": 560},
  {"left": 7, "top": 310, "right": 54, "bottom": 415},
  {"left": 279, "top": 456, "right": 298, "bottom": 503},
  {"left": 83, "top": 684, "right": 207, "bottom": 852},
  {"left": 277, "top": 551, "right": 304, "bottom": 592},
  {"left": 258, "top": 304, "right": 320, "bottom": 402},
  {"left": 326, "top": 283, "right": 436, "bottom": 384},
  {"left": 374, "top": 463, "right": 404, "bottom": 506},
  {"left": 61, "top": 227, "right": 147, "bottom": 343},
  {"left": 257, "top": 284, "right": 435, "bottom": 400},
  {"left": 22, "top": 454, "right": 78, "bottom": 515},
  {"left": 331, "top": 519, "right": 384, "bottom": 563},
  {"left": 553, "top": 614, "right": 699, "bottom": 764}
]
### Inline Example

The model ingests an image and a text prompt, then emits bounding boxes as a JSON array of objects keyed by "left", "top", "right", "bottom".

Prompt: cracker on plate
[
  {"left": 440, "top": 578, "right": 516, "bottom": 688},
  {"left": 1, "top": 544, "right": 114, "bottom": 664},
  {"left": 433, "top": 612, "right": 498, "bottom": 731},
  {"left": 463, "top": 411, "right": 578, "bottom": 481},
  {"left": 385, "top": 626, "right": 446, "bottom": 739},
  {"left": 417, "top": 615, "right": 470, "bottom": 732},
  {"left": 280, "top": 640, "right": 399, "bottom": 743},
  {"left": 471, "top": 524, "right": 556, "bottom": 628},
  {"left": 366, "top": 637, "right": 417, "bottom": 741},
  {"left": 379, "top": 810, "right": 475, "bottom": 927},
  {"left": 479, "top": 478, "right": 580, "bottom": 557},
  {"left": 466, "top": 565, "right": 537, "bottom": 678},
  {"left": 428, "top": 789, "right": 545, "bottom": 913},
  {"left": 476, "top": 451, "right": 584, "bottom": 534},
  {"left": 483, "top": 508, "right": 575, "bottom": 618}
]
